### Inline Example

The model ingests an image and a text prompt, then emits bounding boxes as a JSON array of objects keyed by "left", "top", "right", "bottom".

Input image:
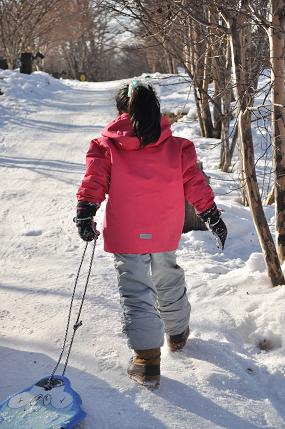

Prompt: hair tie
[{"left": 128, "top": 79, "right": 149, "bottom": 98}]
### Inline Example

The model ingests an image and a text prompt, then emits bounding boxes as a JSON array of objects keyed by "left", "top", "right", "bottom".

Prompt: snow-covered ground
[{"left": 0, "top": 70, "right": 285, "bottom": 429}]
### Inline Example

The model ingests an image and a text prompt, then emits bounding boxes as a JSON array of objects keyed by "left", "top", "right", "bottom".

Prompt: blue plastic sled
[{"left": 0, "top": 375, "right": 86, "bottom": 428}]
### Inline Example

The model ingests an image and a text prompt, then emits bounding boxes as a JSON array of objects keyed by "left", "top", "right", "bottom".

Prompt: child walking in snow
[{"left": 75, "top": 80, "right": 227, "bottom": 388}]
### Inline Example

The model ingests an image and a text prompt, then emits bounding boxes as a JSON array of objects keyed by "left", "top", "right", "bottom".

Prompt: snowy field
[{"left": 0, "top": 70, "right": 285, "bottom": 429}]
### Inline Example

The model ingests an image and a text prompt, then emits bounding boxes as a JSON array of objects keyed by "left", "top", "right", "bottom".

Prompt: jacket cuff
[{"left": 77, "top": 201, "right": 100, "bottom": 216}]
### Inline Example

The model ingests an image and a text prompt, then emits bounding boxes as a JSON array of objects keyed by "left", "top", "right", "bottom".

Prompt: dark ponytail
[{"left": 115, "top": 82, "right": 161, "bottom": 147}]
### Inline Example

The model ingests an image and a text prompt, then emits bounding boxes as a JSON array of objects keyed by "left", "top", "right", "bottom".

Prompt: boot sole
[
  {"left": 128, "top": 373, "right": 160, "bottom": 389},
  {"left": 167, "top": 327, "right": 190, "bottom": 352},
  {"left": 168, "top": 341, "right": 187, "bottom": 352}
]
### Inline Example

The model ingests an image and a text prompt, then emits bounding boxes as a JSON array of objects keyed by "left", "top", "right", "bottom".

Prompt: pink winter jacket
[{"left": 77, "top": 113, "right": 214, "bottom": 253}]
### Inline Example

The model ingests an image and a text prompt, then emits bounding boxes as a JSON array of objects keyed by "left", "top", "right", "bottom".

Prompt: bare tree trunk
[
  {"left": 213, "top": 77, "right": 222, "bottom": 138},
  {"left": 210, "top": 12, "right": 223, "bottom": 139},
  {"left": 264, "top": 185, "right": 275, "bottom": 205},
  {"left": 270, "top": 0, "right": 285, "bottom": 262},
  {"left": 220, "top": 37, "right": 233, "bottom": 171},
  {"left": 229, "top": 124, "right": 239, "bottom": 162},
  {"left": 190, "top": 22, "right": 214, "bottom": 137},
  {"left": 187, "top": 24, "right": 205, "bottom": 135},
  {"left": 227, "top": 11, "right": 285, "bottom": 287},
  {"left": 200, "top": 31, "right": 214, "bottom": 137},
  {"left": 170, "top": 56, "right": 177, "bottom": 74}
]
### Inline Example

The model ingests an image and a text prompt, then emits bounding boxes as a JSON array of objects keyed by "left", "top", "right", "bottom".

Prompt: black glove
[
  {"left": 74, "top": 201, "right": 100, "bottom": 242},
  {"left": 198, "top": 203, "right": 227, "bottom": 250}
]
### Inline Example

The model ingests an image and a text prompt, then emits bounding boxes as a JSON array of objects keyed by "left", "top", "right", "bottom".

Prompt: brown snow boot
[
  {"left": 167, "top": 326, "right": 190, "bottom": 352},
  {"left": 127, "top": 348, "right": 161, "bottom": 388}
]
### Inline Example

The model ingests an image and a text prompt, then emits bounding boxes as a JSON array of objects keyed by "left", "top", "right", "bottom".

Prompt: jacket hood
[{"left": 101, "top": 113, "right": 172, "bottom": 150}]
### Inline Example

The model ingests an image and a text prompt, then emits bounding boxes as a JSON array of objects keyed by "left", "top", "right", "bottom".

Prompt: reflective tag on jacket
[{"left": 140, "top": 233, "right": 152, "bottom": 240}]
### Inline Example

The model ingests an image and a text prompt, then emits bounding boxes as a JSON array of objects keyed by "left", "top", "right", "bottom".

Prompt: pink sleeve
[
  {"left": 76, "top": 138, "right": 111, "bottom": 204},
  {"left": 182, "top": 139, "right": 215, "bottom": 213}
]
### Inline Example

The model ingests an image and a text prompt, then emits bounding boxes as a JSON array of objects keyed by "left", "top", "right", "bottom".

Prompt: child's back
[
  {"left": 75, "top": 81, "right": 227, "bottom": 388},
  {"left": 77, "top": 112, "right": 214, "bottom": 253}
]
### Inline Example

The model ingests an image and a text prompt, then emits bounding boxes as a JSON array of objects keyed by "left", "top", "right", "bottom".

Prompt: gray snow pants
[{"left": 113, "top": 252, "right": 191, "bottom": 350}]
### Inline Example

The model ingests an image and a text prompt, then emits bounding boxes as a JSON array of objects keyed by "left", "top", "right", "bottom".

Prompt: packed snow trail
[{"left": 1, "top": 71, "right": 285, "bottom": 429}]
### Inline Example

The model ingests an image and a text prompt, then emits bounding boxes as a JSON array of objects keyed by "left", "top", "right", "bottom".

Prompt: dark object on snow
[
  {"left": 197, "top": 203, "right": 227, "bottom": 250},
  {"left": 182, "top": 161, "right": 210, "bottom": 233},
  {"left": 0, "top": 57, "right": 8, "bottom": 70},
  {"left": 20, "top": 52, "right": 33, "bottom": 74}
]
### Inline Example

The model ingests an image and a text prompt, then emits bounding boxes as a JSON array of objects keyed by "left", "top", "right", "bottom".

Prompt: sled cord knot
[{"left": 73, "top": 321, "right": 83, "bottom": 331}]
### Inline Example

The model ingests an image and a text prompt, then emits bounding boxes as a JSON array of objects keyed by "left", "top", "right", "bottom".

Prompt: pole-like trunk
[
  {"left": 229, "top": 124, "right": 239, "bottom": 163},
  {"left": 220, "top": 37, "right": 233, "bottom": 171},
  {"left": 188, "top": 24, "right": 205, "bottom": 136},
  {"left": 270, "top": 0, "right": 285, "bottom": 262},
  {"left": 228, "top": 13, "right": 285, "bottom": 287},
  {"left": 190, "top": 22, "right": 213, "bottom": 138},
  {"left": 211, "top": 12, "right": 223, "bottom": 139},
  {"left": 200, "top": 33, "right": 214, "bottom": 137},
  {"left": 213, "top": 79, "right": 222, "bottom": 139}
]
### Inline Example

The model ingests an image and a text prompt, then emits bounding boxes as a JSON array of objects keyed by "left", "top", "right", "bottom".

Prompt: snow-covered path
[{"left": 1, "top": 72, "right": 285, "bottom": 429}]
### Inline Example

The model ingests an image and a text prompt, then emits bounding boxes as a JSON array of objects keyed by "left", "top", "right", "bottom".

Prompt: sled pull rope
[{"left": 46, "top": 239, "right": 96, "bottom": 388}]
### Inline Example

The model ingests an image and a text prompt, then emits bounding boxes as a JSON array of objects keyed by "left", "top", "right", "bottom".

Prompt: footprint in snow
[{"left": 22, "top": 230, "right": 43, "bottom": 237}]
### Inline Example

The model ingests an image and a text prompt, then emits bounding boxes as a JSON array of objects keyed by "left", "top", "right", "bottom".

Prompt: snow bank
[
  {"left": 0, "top": 69, "right": 69, "bottom": 101},
  {"left": 0, "top": 69, "right": 72, "bottom": 131}
]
